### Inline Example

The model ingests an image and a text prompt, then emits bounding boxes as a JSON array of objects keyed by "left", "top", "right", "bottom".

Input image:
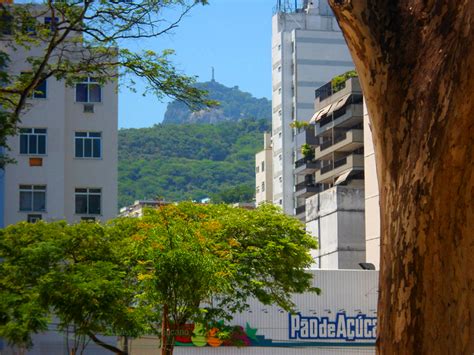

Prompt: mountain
[
  {"left": 162, "top": 80, "right": 271, "bottom": 124},
  {"left": 118, "top": 118, "right": 269, "bottom": 208}
]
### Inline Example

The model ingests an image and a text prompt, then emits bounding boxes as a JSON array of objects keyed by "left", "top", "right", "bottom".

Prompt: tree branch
[{"left": 87, "top": 332, "right": 127, "bottom": 355}]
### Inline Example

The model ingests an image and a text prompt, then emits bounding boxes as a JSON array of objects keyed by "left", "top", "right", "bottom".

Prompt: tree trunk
[
  {"left": 329, "top": 1, "right": 474, "bottom": 354},
  {"left": 161, "top": 304, "right": 175, "bottom": 355}
]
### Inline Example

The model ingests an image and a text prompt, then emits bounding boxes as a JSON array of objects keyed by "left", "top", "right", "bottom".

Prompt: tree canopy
[{"left": 0, "top": 203, "right": 318, "bottom": 354}]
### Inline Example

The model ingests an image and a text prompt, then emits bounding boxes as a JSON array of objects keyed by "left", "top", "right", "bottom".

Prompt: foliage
[
  {"left": 118, "top": 117, "right": 270, "bottom": 207},
  {"left": 163, "top": 81, "right": 271, "bottom": 124},
  {"left": 0, "top": 0, "right": 212, "bottom": 165},
  {"left": 210, "top": 184, "right": 255, "bottom": 204},
  {"left": 289, "top": 120, "right": 309, "bottom": 130},
  {"left": 301, "top": 143, "right": 314, "bottom": 161},
  {"left": 132, "top": 202, "right": 318, "bottom": 354},
  {"left": 0, "top": 203, "right": 318, "bottom": 355},
  {"left": 331, "top": 70, "right": 358, "bottom": 93},
  {"left": 0, "top": 220, "right": 154, "bottom": 354}
]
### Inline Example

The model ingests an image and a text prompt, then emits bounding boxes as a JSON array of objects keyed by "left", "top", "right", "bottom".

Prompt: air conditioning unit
[{"left": 83, "top": 104, "right": 94, "bottom": 113}]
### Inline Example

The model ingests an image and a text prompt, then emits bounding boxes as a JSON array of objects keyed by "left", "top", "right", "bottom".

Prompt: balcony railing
[
  {"left": 295, "top": 205, "right": 306, "bottom": 215},
  {"left": 320, "top": 163, "right": 333, "bottom": 174},
  {"left": 319, "top": 156, "right": 348, "bottom": 175},
  {"left": 334, "top": 156, "right": 348, "bottom": 169},
  {"left": 295, "top": 157, "right": 318, "bottom": 169},
  {"left": 320, "top": 132, "right": 349, "bottom": 152},
  {"left": 295, "top": 181, "right": 317, "bottom": 192}
]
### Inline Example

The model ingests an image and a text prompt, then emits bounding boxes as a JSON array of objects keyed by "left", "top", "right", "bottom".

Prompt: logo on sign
[{"left": 289, "top": 313, "right": 377, "bottom": 341}]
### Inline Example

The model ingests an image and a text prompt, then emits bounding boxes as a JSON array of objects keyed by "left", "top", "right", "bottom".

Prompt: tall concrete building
[
  {"left": 0, "top": 4, "right": 118, "bottom": 226},
  {"left": 271, "top": 0, "right": 353, "bottom": 215}
]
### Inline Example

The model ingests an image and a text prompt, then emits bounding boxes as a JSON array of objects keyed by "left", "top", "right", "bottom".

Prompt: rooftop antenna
[{"left": 211, "top": 66, "right": 215, "bottom": 82}]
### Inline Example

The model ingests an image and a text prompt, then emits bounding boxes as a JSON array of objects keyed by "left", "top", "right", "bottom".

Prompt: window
[
  {"left": 278, "top": 87, "right": 282, "bottom": 94},
  {"left": 75, "top": 188, "right": 101, "bottom": 215},
  {"left": 21, "top": 72, "right": 47, "bottom": 98},
  {"left": 22, "top": 16, "right": 37, "bottom": 35},
  {"left": 279, "top": 176, "right": 283, "bottom": 183},
  {"left": 277, "top": 66, "right": 281, "bottom": 72},
  {"left": 75, "top": 132, "right": 101, "bottom": 158},
  {"left": 32, "top": 79, "right": 47, "bottom": 98},
  {"left": 261, "top": 161, "right": 265, "bottom": 172},
  {"left": 279, "top": 154, "right": 282, "bottom": 161},
  {"left": 279, "top": 199, "right": 282, "bottom": 205},
  {"left": 0, "top": 10, "right": 13, "bottom": 35},
  {"left": 27, "top": 214, "right": 42, "bottom": 223},
  {"left": 277, "top": 44, "right": 281, "bottom": 51},
  {"left": 20, "top": 128, "right": 47, "bottom": 155},
  {"left": 20, "top": 185, "right": 46, "bottom": 212},
  {"left": 75, "top": 77, "right": 101, "bottom": 103},
  {"left": 261, "top": 182, "right": 265, "bottom": 192},
  {"left": 44, "top": 17, "right": 58, "bottom": 31}
]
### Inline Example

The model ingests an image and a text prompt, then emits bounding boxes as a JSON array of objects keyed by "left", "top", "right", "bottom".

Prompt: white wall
[
  {"left": 306, "top": 186, "right": 366, "bottom": 269},
  {"left": 363, "top": 102, "right": 380, "bottom": 268}
]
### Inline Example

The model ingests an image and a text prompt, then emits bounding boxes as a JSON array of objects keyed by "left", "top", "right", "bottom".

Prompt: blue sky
[{"left": 119, "top": 0, "right": 275, "bottom": 128}]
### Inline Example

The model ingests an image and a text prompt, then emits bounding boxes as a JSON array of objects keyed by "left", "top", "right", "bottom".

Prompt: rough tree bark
[{"left": 329, "top": 1, "right": 474, "bottom": 354}]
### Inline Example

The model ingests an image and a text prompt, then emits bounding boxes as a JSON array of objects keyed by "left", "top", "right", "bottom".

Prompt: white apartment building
[
  {"left": 0, "top": 5, "right": 118, "bottom": 226},
  {"left": 255, "top": 132, "right": 273, "bottom": 205},
  {"left": 271, "top": 0, "right": 353, "bottom": 215}
]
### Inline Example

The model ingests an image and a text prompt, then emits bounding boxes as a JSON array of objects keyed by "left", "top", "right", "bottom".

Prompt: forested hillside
[
  {"left": 163, "top": 80, "right": 271, "bottom": 124},
  {"left": 118, "top": 118, "right": 269, "bottom": 208}
]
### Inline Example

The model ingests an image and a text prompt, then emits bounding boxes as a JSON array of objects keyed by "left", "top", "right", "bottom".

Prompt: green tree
[
  {"left": 131, "top": 202, "right": 318, "bottom": 355},
  {"left": 0, "top": 0, "right": 212, "bottom": 165},
  {"left": 0, "top": 220, "right": 153, "bottom": 354},
  {"left": 210, "top": 183, "right": 255, "bottom": 203},
  {"left": 0, "top": 204, "right": 318, "bottom": 355}
]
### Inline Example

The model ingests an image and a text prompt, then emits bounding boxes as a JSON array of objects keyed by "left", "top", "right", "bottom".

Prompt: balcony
[
  {"left": 294, "top": 158, "right": 319, "bottom": 175},
  {"left": 295, "top": 180, "right": 320, "bottom": 198},
  {"left": 295, "top": 205, "right": 306, "bottom": 221},
  {"left": 315, "top": 129, "right": 363, "bottom": 160},
  {"left": 315, "top": 154, "right": 364, "bottom": 184},
  {"left": 318, "top": 104, "right": 364, "bottom": 131},
  {"left": 295, "top": 125, "right": 316, "bottom": 143}
]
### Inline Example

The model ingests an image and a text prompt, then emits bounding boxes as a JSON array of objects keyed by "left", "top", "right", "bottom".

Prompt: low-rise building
[
  {"left": 255, "top": 132, "right": 273, "bottom": 205},
  {"left": 119, "top": 200, "right": 169, "bottom": 218},
  {"left": 0, "top": 3, "right": 118, "bottom": 226}
]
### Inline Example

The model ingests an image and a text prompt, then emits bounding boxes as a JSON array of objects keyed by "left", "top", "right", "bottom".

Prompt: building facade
[
  {"left": 255, "top": 132, "right": 273, "bottom": 205},
  {"left": 271, "top": 0, "right": 353, "bottom": 215},
  {"left": 0, "top": 6, "right": 118, "bottom": 226},
  {"left": 299, "top": 77, "right": 366, "bottom": 269},
  {"left": 363, "top": 102, "right": 381, "bottom": 269}
]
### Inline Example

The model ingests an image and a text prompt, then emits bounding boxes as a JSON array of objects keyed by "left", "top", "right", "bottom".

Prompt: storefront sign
[{"left": 289, "top": 313, "right": 377, "bottom": 341}]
